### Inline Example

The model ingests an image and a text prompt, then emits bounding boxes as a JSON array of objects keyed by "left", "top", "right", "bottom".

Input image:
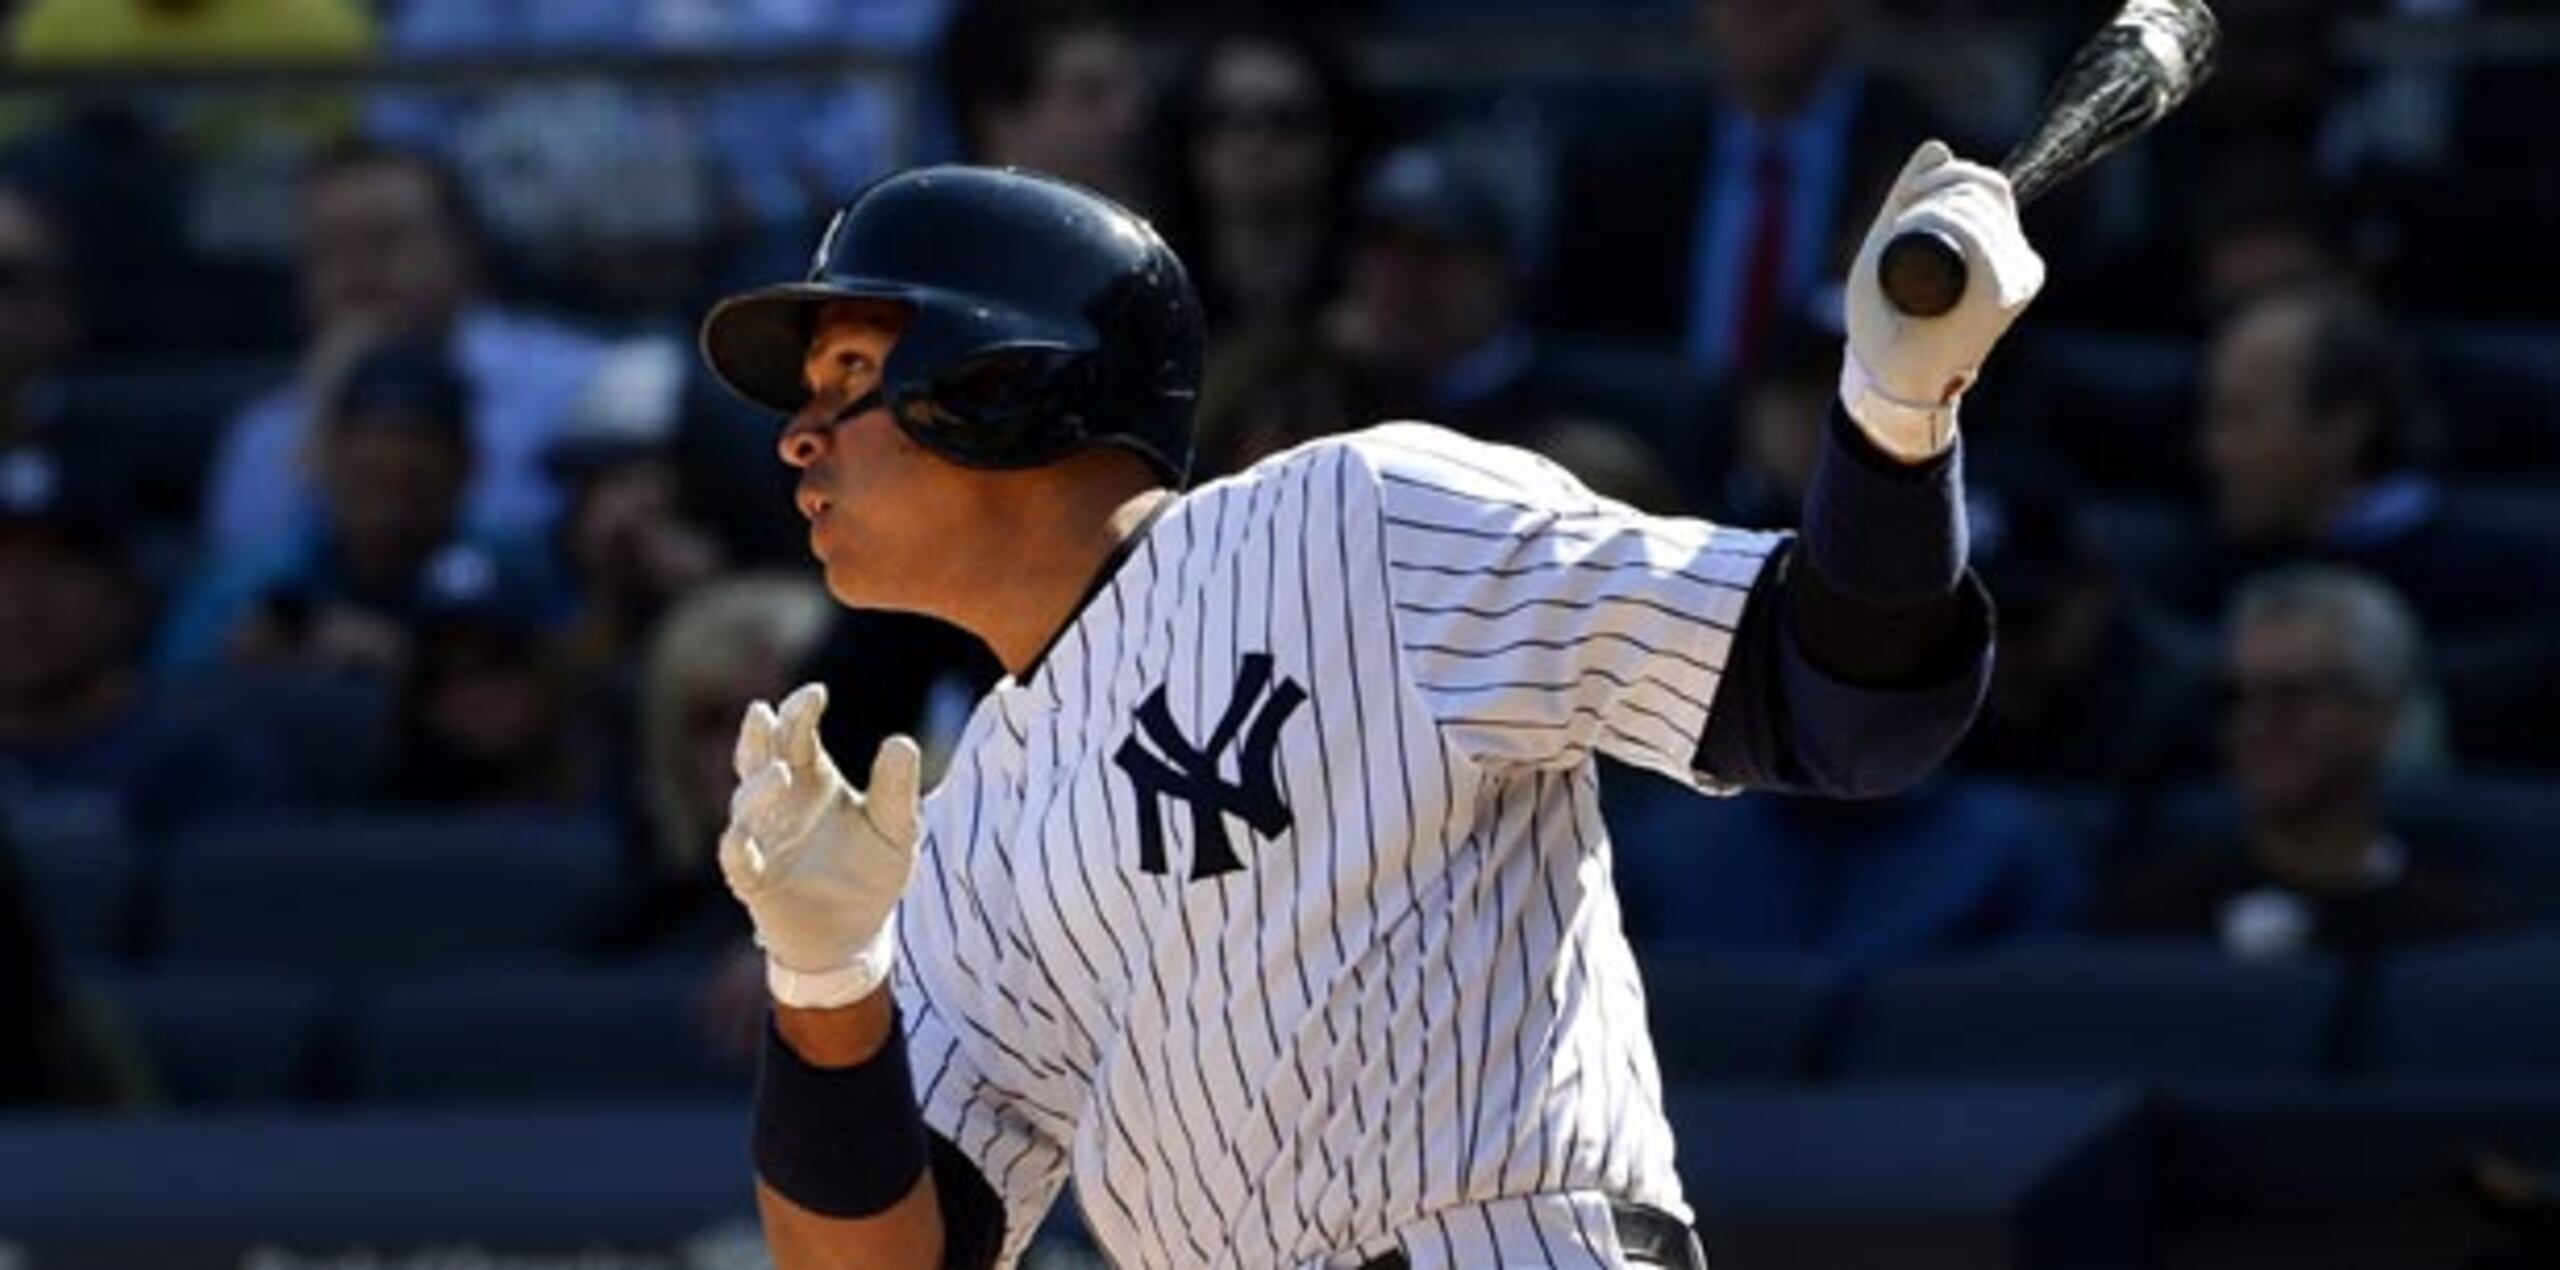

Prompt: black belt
[{"left": 1357, "top": 1202, "right": 1704, "bottom": 1269}]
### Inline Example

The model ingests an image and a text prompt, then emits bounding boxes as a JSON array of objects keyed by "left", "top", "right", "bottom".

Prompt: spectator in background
[
  {"left": 1545, "top": 0, "right": 1944, "bottom": 376},
  {"left": 201, "top": 142, "right": 604, "bottom": 558},
  {"left": 0, "top": 448, "right": 291, "bottom": 838},
  {"left": 1324, "top": 140, "right": 1572, "bottom": 444},
  {"left": 377, "top": 549, "right": 589, "bottom": 810},
  {"left": 160, "top": 336, "right": 560, "bottom": 675},
  {"left": 935, "top": 0, "right": 1151, "bottom": 206},
  {"left": 0, "top": 184, "right": 77, "bottom": 446},
  {"left": 2103, "top": 567, "right": 2507, "bottom": 960},
  {"left": 547, "top": 338, "right": 726, "bottom": 682},
  {"left": 2161, "top": 283, "right": 2558, "bottom": 636},
  {"left": 1152, "top": 18, "right": 1372, "bottom": 332}
]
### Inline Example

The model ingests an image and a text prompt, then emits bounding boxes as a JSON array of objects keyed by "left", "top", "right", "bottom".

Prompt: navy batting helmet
[{"left": 700, "top": 166, "right": 1203, "bottom": 486}]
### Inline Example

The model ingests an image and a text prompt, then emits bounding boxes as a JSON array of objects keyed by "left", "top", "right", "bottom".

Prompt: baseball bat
[{"left": 1878, "top": 0, "right": 2220, "bottom": 317}]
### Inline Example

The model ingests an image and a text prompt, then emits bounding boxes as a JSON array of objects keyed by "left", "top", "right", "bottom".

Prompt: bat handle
[{"left": 1879, "top": 227, "right": 1967, "bottom": 318}]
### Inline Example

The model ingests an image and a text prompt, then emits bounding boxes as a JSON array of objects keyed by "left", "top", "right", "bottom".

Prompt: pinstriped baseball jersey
[{"left": 891, "top": 422, "right": 1783, "bottom": 1269}]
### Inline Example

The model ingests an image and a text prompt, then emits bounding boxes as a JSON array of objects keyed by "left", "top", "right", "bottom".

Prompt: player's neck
[{"left": 960, "top": 475, "right": 1173, "bottom": 680}]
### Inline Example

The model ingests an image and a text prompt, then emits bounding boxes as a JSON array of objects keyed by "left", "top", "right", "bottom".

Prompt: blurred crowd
[{"left": 0, "top": 0, "right": 2556, "bottom": 1152}]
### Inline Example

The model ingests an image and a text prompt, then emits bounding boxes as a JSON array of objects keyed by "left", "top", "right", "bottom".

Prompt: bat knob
[{"left": 1879, "top": 227, "right": 1968, "bottom": 318}]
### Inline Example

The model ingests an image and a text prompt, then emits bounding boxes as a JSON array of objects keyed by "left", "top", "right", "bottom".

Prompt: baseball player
[{"left": 698, "top": 143, "right": 2040, "bottom": 1269}]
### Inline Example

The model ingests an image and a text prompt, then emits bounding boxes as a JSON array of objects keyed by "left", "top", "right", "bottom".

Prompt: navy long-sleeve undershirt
[{"left": 1694, "top": 406, "right": 1994, "bottom": 798}]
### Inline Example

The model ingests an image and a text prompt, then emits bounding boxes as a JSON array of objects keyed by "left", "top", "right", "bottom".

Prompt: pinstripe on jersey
[{"left": 891, "top": 422, "right": 1782, "bottom": 1269}]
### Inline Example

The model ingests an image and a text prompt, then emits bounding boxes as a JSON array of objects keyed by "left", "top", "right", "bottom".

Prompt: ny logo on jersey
[{"left": 1113, "top": 653, "right": 1307, "bottom": 880}]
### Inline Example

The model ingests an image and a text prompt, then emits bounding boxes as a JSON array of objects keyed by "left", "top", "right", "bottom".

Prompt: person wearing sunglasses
[{"left": 2103, "top": 565, "right": 2510, "bottom": 960}]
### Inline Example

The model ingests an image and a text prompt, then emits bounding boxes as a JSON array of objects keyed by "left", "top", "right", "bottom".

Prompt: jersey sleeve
[
  {"left": 893, "top": 966, "right": 1072, "bottom": 1270},
  {"left": 1351, "top": 424, "right": 1784, "bottom": 791}
]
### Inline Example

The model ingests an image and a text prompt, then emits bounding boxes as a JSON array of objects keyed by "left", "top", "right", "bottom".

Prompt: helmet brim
[{"left": 698, "top": 281, "right": 916, "bottom": 416}]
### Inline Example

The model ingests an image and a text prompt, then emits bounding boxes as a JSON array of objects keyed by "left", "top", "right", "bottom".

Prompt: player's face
[
  {"left": 782, "top": 301, "right": 959, "bottom": 612},
  {"left": 2221, "top": 614, "right": 2395, "bottom": 819}
]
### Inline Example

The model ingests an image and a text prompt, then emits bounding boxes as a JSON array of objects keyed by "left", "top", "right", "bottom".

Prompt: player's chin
[
  {"left": 817, "top": 555, "right": 873, "bottom": 610},
  {"left": 817, "top": 551, "right": 909, "bottom": 615}
]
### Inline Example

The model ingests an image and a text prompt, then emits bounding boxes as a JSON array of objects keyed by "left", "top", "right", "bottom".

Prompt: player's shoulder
[{"left": 1227, "top": 421, "right": 1597, "bottom": 513}]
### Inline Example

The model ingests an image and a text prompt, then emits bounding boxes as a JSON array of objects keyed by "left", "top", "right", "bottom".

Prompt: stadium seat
[
  {"left": 0, "top": 1105, "right": 754, "bottom": 1254},
  {"left": 8, "top": 814, "right": 135, "bottom": 967},
  {"left": 2356, "top": 935, "right": 2560, "bottom": 1077},
  {"left": 87, "top": 970, "right": 325, "bottom": 1105},
  {"left": 1834, "top": 941, "right": 2345, "bottom": 1081},
  {"left": 349, "top": 967, "right": 748, "bottom": 1103},
  {"left": 158, "top": 814, "right": 622, "bottom": 977},
  {"left": 2418, "top": 324, "right": 2560, "bottom": 474},
  {"left": 2386, "top": 776, "right": 2560, "bottom": 925},
  {"left": 1667, "top": 1082, "right": 2149, "bottom": 1270},
  {"left": 1639, "top": 952, "right": 1840, "bottom": 1082},
  {"left": 2158, "top": 1081, "right": 2560, "bottom": 1267},
  {"left": 2437, "top": 480, "right": 2560, "bottom": 546}
]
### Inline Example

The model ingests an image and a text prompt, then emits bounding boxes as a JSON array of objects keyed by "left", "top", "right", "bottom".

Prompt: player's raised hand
[
  {"left": 1843, "top": 139, "right": 2047, "bottom": 462},
  {"left": 718, "top": 681, "right": 926, "bottom": 1009}
]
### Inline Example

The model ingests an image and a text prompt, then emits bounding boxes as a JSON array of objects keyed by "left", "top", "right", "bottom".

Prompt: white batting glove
[
  {"left": 1842, "top": 139, "right": 2048, "bottom": 462},
  {"left": 717, "top": 682, "right": 925, "bottom": 1010}
]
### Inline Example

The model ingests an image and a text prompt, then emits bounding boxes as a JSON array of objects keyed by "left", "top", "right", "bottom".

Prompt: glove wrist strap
[
  {"left": 1840, "top": 351, "right": 1962, "bottom": 464},
  {"left": 766, "top": 914, "right": 898, "bottom": 1010}
]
